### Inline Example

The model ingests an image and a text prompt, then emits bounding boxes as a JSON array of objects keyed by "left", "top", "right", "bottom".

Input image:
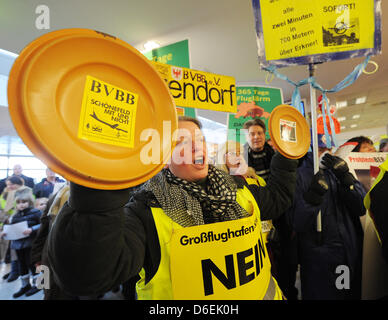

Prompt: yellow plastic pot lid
[
  {"left": 268, "top": 104, "right": 310, "bottom": 159},
  {"left": 8, "top": 28, "right": 177, "bottom": 189}
]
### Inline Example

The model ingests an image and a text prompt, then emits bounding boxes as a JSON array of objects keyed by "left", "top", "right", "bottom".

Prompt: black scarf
[{"left": 142, "top": 165, "right": 250, "bottom": 227}]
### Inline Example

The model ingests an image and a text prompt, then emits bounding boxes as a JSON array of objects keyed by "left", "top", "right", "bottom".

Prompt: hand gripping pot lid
[
  {"left": 7, "top": 28, "right": 177, "bottom": 190},
  {"left": 268, "top": 104, "right": 310, "bottom": 159}
]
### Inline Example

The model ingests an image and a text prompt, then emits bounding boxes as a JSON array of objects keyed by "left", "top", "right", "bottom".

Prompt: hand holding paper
[{"left": 3, "top": 221, "right": 29, "bottom": 240}]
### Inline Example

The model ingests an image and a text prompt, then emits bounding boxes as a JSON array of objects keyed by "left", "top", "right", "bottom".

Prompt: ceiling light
[
  {"left": 350, "top": 124, "right": 358, "bottom": 128},
  {"left": 142, "top": 41, "right": 160, "bottom": 52},
  {"left": 352, "top": 114, "right": 360, "bottom": 119},
  {"left": 355, "top": 96, "right": 367, "bottom": 104},
  {"left": 337, "top": 116, "right": 346, "bottom": 122},
  {"left": 336, "top": 101, "right": 347, "bottom": 108}
]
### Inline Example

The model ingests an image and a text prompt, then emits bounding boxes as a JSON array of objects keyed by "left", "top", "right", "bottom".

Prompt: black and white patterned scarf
[{"left": 141, "top": 165, "right": 250, "bottom": 227}]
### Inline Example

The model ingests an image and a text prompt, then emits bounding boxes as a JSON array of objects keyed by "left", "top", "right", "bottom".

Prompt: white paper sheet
[{"left": 3, "top": 221, "right": 29, "bottom": 240}]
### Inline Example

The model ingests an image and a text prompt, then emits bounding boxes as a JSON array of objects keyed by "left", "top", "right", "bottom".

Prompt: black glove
[
  {"left": 303, "top": 170, "right": 329, "bottom": 205},
  {"left": 321, "top": 153, "right": 355, "bottom": 188}
]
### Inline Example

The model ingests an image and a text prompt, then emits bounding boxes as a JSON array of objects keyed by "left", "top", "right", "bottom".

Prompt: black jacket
[
  {"left": 243, "top": 142, "right": 275, "bottom": 182},
  {"left": 9, "top": 208, "right": 41, "bottom": 250},
  {"left": 288, "top": 152, "right": 365, "bottom": 300},
  {"left": 48, "top": 152, "right": 298, "bottom": 296},
  {"left": 19, "top": 174, "right": 35, "bottom": 189},
  {"left": 33, "top": 177, "right": 65, "bottom": 198}
]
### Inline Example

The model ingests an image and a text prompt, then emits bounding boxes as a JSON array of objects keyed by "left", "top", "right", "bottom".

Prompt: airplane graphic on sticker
[{"left": 78, "top": 75, "right": 139, "bottom": 148}]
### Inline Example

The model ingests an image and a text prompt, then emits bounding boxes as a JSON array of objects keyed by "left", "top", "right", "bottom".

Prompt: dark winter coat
[
  {"left": 33, "top": 177, "right": 65, "bottom": 198},
  {"left": 19, "top": 174, "right": 35, "bottom": 189},
  {"left": 9, "top": 207, "right": 42, "bottom": 250},
  {"left": 289, "top": 152, "right": 366, "bottom": 300},
  {"left": 47, "top": 153, "right": 298, "bottom": 297},
  {"left": 243, "top": 142, "right": 275, "bottom": 182}
]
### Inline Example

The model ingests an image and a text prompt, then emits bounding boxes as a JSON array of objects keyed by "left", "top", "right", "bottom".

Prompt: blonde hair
[
  {"left": 215, "top": 141, "right": 264, "bottom": 183},
  {"left": 215, "top": 140, "right": 244, "bottom": 173}
]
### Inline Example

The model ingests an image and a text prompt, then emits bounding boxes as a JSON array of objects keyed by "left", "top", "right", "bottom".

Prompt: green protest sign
[
  {"left": 143, "top": 39, "right": 196, "bottom": 117},
  {"left": 227, "top": 86, "right": 283, "bottom": 144},
  {"left": 143, "top": 39, "right": 190, "bottom": 68}
]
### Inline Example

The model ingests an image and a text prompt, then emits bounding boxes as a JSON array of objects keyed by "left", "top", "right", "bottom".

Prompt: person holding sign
[
  {"left": 287, "top": 134, "right": 366, "bottom": 300},
  {"left": 0, "top": 189, "right": 42, "bottom": 298},
  {"left": 345, "top": 136, "right": 376, "bottom": 153},
  {"left": 48, "top": 116, "right": 298, "bottom": 300},
  {"left": 1, "top": 176, "right": 32, "bottom": 283}
]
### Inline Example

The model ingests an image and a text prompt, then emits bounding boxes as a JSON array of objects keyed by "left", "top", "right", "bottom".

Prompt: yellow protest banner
[
  {"left": 78, "top": 75, "right": 138, "bottom": 148},
  {"left": 259, "top": 0, "right": 375, "bottom": 61},
  {"left": 152, "top": 61, "right": 237, "bottom": 113}
]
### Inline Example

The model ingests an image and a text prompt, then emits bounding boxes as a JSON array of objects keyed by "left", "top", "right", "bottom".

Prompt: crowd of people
[
  {"left": 0, "top": 165, "right": 65, "bottom": 298},
  {"left": 0, "top": 116, "right": 387, "bottom": 300}
]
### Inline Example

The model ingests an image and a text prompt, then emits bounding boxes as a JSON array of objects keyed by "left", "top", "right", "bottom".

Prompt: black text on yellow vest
[{"left": 201, "top": 232, "right": 267, "bottom": 296}]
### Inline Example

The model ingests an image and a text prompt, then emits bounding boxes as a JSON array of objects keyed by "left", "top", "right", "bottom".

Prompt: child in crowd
[
  {"left": 35, "top": 197, "right": 48, "bottom": 213},
  {"left": 0, "top": 189, "right": 42, "bottom": 298},
  {"left": 1, "top": 176, "right": 31, "bottom": 282}
]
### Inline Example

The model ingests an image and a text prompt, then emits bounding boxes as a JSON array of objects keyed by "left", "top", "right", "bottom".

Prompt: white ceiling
[{"left": 0, "top": 0, "right": 387, "bottom": 142}]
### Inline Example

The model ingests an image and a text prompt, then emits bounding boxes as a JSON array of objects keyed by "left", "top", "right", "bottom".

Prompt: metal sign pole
[{"left": 308, "top": 63, "right": 322, "bottom": 245}]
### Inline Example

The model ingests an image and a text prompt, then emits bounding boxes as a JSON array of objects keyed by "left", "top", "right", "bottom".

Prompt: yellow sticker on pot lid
[{"left": 78, "top": 75, "right": 138, "bottom": 148}]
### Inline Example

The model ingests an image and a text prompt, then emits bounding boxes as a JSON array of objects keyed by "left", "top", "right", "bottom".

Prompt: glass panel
[
  {"left": 0, "top": 169, "right": 7, "bottom": 179},
  {"left": 0, "top": 156, "right": 9, "bottom": 168},
  {"left": 9, "top": 137, "right": 33, "bottom": 155},
  {"left": 8, "top": 157, "right": 47, "bottom": 170},
  {"left": 22, "top": 169, "right": 47, "bottom": 183},
  {"left": 0, "top": 136, "right": 10, "bottom": 154}
]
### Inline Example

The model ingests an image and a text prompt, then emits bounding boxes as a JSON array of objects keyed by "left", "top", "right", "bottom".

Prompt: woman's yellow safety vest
[
  {"left": 136, "top": 185, "right": 283, "bottom": 300},
  {"left": 364, "top": 158, "right": 388, "bottom": 243},
  {"left": 245, "top": 176, "right": 273, "bottom": 242}
]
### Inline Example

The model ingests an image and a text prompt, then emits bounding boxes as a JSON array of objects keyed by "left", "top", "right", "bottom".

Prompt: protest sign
[
  {"left": 153, "top": 61, "right": 236, "bottom": 113},
  {"left": 227, "top": 85, "right": 283, "bottom": 144},
  {"left": 252, "top": 0, "right": 382, "bottom": 67},
  {"left": 143, "top": 40, "right": 196, "bottom": 117},
  {"left": 345, "top": 152, "right": 387, "bottom": 191}
]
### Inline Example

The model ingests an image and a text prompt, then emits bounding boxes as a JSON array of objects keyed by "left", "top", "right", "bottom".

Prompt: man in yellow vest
[
  {"left": 48, "top": 116, "right": 298, "bottom": 299},
  {"left": 364, "top": 157, "right": 388, "bottom": 263}
]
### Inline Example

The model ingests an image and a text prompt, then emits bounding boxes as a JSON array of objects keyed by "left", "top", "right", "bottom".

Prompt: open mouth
[
  {"left": 193, "top": 154, "right": 206, "bottom": 168},
  {"left": 194, "top": 154, "right": 204, "bottom": 165}
]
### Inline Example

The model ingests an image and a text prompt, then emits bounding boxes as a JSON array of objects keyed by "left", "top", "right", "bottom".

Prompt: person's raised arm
[
  {"left": 48, "top": 182, "right": 146, "bottom": 296},
  {"left": 247, "top": 152, "right": 298, "bottom": 220}
]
